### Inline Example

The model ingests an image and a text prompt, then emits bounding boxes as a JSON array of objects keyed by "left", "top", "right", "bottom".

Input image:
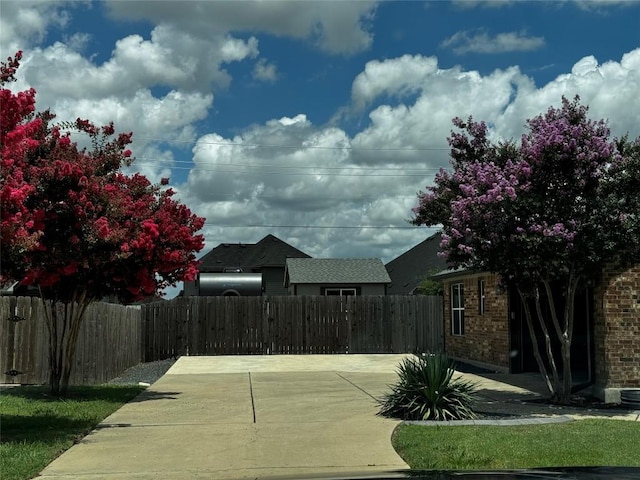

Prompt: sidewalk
[{"left": 460, "top": 371, "right": 640, "bottom": 422}]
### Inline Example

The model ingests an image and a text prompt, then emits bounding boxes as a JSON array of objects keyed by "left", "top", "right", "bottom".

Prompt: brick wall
[
  {"left": 593, "top": 264, "right": 640, "bottom": 391},
  {"left": 443, "top": 273, "right": 510, "bottom": 370}
]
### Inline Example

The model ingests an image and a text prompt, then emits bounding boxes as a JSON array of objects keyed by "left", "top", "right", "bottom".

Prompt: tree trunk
[
  {"left": 533, "top": 284, "right": 561, "bottom": 395},
  {"left": 518, "top": 275, "right": 582, "bottom": 403},
  {"left": 41, "top": 292, "right": 91, "bottom": 396},
  {"left": 541, "top": 274, "right": 580, "bottom": 403},
  {"left": 517, "top": 287, "right": 556, "bottom": 397}
]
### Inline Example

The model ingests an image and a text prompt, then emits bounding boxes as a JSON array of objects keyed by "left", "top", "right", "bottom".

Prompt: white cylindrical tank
[{"left": 197, "top": 273, "right": 263, "bottom": 296}]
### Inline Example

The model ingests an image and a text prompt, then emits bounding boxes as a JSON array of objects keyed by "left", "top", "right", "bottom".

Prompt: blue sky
[{"left": 1, "top": 0, "right": 639, "bottom": 295}]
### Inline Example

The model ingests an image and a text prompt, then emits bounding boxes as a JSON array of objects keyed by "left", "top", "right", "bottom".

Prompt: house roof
[
  {"left": 384, "top": 232, "right": 448, "bottom": 294},
  {"left": 285, "top": 258, "right": 391, "bottom": 285},
  {"left": 198, "top": 234, "right": 311, "bottom": 272}
]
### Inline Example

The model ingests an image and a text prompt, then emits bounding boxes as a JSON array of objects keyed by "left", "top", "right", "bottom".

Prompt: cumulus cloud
[
  {"left": 178, "top": 111, "right": 434, "bottom": 259},
  {"left": 494, "top": 49, "right": 640, "bottom": 141},
  {"left": 441, "top": 30, "right": 545, "bottom": 55},
  {"left": 180, "top": 48, "right": 640, "bottom": 261},
  {"left": 15, "top": 28, "right": 259, "bottom": 99},
  {"left": 105, "top": 0, "right": 378, "bottom": 55},
  {"left": 62, "top": 32, "right": 91, "bottom": 53},
  {"left": 253, "top": 58, "right": 278, "bottom": 82},
  {"left": 350, "top": 57, "right": 534, "bottom": 164},
  {"left": 0, "top": 0, "right": 72, "bottom": 54},
  {"left": 351, "top": 54, "right": 439, "bottom": 110},
  {"left": 4, "top": 2, "right": 639, "bottom": 268}
]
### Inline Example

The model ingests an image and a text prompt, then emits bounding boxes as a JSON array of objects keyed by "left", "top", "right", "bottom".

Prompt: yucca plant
[{"left": 378, "top": 353, "right": 477, "bottom": 421}]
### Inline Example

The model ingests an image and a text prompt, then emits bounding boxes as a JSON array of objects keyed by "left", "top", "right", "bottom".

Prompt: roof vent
[{"left": 224, "top": 267, "right": 243, "bottom": 273}]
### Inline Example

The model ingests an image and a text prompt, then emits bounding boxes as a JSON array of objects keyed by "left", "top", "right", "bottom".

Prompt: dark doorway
[{"left": 509, "top": 283, "right": 593, "bottom": 384}]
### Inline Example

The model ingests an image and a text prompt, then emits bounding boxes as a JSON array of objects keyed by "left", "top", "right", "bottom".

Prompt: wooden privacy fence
[
  {"left": 0, "top": 295, "right": 443, "bottom": 385},
  {"left": 143, "top": 295, "right": 444, "bottom": 361},
  {"left": 0, "top": 296, "right": 142, "bottom": 385}
]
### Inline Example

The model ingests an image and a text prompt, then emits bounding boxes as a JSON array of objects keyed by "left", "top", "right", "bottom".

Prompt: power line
[
  {"left": 133, "top": 136, "right": 450, "bottom": 152},
  {"left": 201, "top": 224, "right": 417, "bottom": 229},
  {"left": 172, "top": 193, "right": 414, "bottom": 200},
  {"left": 69, "top": 130, "right": 449, "bottom": 152},
  {"left": 133, "top": 157, "right": 443, "bottom": 172},
  {"left": 133, "top": 163, "right": 434, "bottom": 177}
]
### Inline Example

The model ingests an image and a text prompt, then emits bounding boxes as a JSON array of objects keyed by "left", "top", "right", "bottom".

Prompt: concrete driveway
[{"left": 39, "top": 354, "right": 412, "bottom": 480}]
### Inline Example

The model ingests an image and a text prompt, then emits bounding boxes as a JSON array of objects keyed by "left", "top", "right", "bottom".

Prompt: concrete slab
[
  {"left": 166, "top": 353, "right": 413, "bottom": 375},
  {"left": 100, "top": 373, "right": 254, "bottom": 426},
  {"left": 38, "top": 355, "right": 410, "bottom": 480},
  {"left": 250, "top": 372, "right": 384, "bottom": 423},
  {"left": 338, "top": 372, "right": 401, "bottom": 399}
]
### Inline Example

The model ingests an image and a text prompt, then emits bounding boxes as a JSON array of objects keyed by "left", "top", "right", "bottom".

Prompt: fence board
[
  {"left": 0, "top": 297, "right": 142, "bottom": 385},
  {"left": 141, "top": 295, "right": 443, "bottom": 359}
]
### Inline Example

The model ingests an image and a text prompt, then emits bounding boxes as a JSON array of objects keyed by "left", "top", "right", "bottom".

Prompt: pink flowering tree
[
  {"left": 1, "top": 53, "right": 205, "bottom": 395},
  {"left": 413, "top": 97, "right": 640, "bottom": 402}
]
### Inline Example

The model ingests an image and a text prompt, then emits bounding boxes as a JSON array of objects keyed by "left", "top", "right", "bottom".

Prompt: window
[
  {"left": 324, "top": 288, "right": 357, "bottom": 296},
  {"left": 451, "top": 283, "right": 465, "bottom": 336},
  {"left": 478, "top": 279, "right": 486, "bottom": 315}
]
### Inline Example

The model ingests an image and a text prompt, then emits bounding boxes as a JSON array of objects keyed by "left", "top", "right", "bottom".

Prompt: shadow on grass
[
  {"left": 0, "top": 385, "right": 182, "bottom": 403},
  {"left": 0, "top": 412, "right": 98, "bottom": 445},
  {"left": 0, "top": 385, "right": 145, "bottom": 403}
]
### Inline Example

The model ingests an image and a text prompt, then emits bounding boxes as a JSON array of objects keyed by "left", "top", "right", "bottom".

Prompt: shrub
[{"left": 378, "top": 353, "right": 477, "bottom": 421}]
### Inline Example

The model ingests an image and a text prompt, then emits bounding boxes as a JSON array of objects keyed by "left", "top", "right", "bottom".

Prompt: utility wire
[
  {"left": 201, "top": 224, "right": 417, "bottom": 229},
  {"left": 132, "top": 157, "right": 443, "bottom": 172},
  {"left": 132, "top": 136, "right": 450, "bottom": 152},
  {"left": 133, "top": 162, "right": 435, "bottom": 177},
  {"left": 69, "top": 129, "right": 449, "bottom": 152}
]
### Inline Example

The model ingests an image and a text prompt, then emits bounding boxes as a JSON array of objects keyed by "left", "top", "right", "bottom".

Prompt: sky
[{"left": 1, "top": 0, "right": 639, "bottom": 296}]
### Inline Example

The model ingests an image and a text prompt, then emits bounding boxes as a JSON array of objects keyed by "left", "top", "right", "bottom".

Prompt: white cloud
[
  {"left": 494, "top": 49, "right": 640, "bottom": 141},
  {"left": 4, "top": 2, "right": 639, "bottom": 267},
  {"left": 16, "top": 26, "right": 260, "bottom": 98},
  {"left": 351, "top": 54, "right": 438, "bottom": 110},
  {"left": 220, "top": 36, "right": 259, "bottom": 62},
  {"left": 63, "top": 32, "right": 91, "bottom": 52},
  {"left": 574, "top": 0, "right": 637, "bottom": 12},
  {"left": 253, "top": 58, "right": 278, "bottom": 83},
  {"left": 178, "top": 111, "right": 432, "bottom": 260},
  {"left": 105, "top": 0, "right": 378, "bottom": 55},
  {"left": 441, "top": 30, "right": 545, "bottom": 55},
  {"left": 0, "top": 0, "right": 73, "bottom": 54},
  {"left": 180, "top": 48, "right": 640, "bottom": 262},
  {"left": 350, "top": 57, "right": 533, "bottom": 164}
]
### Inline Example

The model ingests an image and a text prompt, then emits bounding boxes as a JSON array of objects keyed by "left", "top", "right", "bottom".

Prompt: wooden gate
[{"left": 142, "top": 295, "right": 443, "bottom": 361}]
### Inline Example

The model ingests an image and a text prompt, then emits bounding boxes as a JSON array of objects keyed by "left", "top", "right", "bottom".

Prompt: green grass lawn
[
  {"left": 0, "top": 385, "right": 144, "bottom": 480},
  {"left": 393, "top": 420, "right": 640, "bottom": 470}
]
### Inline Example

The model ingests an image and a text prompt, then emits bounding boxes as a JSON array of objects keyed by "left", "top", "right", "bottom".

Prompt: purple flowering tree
[{"left": 413, "top": 97, "right": 640, "bottom": 402}]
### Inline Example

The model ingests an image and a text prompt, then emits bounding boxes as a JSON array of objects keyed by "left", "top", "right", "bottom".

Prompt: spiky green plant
[{"left": 378, "top": 354, "right": 477, "bottom": 421}]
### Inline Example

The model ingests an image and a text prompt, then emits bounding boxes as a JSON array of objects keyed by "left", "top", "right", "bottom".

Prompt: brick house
[
  {"left": 438, "top": 265, "right": 640, "bottom": 402},
  {"left": 592, "top": 265, "right": 640, "bottom": 401}
]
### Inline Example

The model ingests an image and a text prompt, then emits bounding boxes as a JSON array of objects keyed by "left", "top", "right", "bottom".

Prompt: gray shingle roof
[
  {"left": 198, "top": 234, "right": 310, "bottom": 272},
  {"left": 384, "top": 232, "right": 448, "bottom": 294},
  {"left": 285, "top": 258, "right": 391, "bottom": 284}
]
